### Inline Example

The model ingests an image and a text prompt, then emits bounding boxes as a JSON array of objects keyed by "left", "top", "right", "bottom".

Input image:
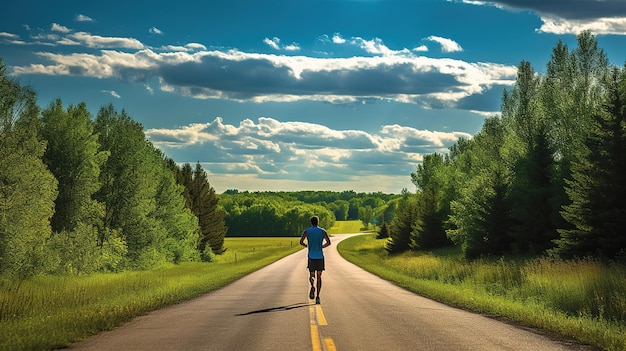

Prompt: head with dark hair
[{"left": 310, "top": 216, "right": 319, "bottom": 226}]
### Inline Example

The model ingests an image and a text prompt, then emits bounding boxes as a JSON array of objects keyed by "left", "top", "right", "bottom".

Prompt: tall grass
[
  {"left": 0, "top": 237, "right": 302, "bottom": 351},
  {"left": 338, "top": 234, "right": 626, "bottom": 351}
]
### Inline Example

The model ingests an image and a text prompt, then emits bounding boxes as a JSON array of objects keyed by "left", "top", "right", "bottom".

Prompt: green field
[
  {"left": 327, "top": 220, "right": 372, "bottom": 234},
  {"left": 0, "top": 237, "right": 303, "bottom": 351},
  {"left": 337, "top": 234, "right": 626, "bottom": 351}
]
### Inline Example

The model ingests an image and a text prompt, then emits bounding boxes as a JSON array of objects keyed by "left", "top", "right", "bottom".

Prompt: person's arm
[
  {"left": 299, "top": 230, "right": 308, "bottom": 247},
  {"left": 322, "top": 230, "right": 331, "bottom": 248}
]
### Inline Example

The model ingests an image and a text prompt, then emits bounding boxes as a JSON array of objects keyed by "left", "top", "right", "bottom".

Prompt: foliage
[
  {"left": 410, "top": 153, "right": 452, "bottom": 250},
  {"left": 90, "top": 106, "right": 203, "bottom": 268},
  {"left": 40, "top": 100, "right": 109, "bottom": 234},
  {"left": 186, "top": 162, "right": 227, "bottom": 256},
  {"left": 553, "top": 68, "right": 626, "bottom": 259},
  {"left": 0, "top": 90, "right": 206, "bottom": 277},
  {"left": 395, "top": 32, "right": 625, "bottom": 261},
  {"left": 385, "top": 190, "right": 419, "bottom": 254},
  {"left": 155, "top": 159, "right": 201, "bottom": 263},
  {"left": 220, "top": 192, "right": 335, "bottom": 236},
  {"left": 376, "top": 222, "right": 389, "bottom": 239},
  {"left": 0, "top": 59, "right": 58, "bottom": 279},
  {"left": 441, "top": 117, "right": 513, "bottom": 258}
]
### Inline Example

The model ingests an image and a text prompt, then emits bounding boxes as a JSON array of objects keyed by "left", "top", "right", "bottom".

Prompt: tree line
[
  {"left": 219, "top": 190, "right": 399, "bottom": 236},
  {"left": 385, "top": 32, "right": 626, "bottom": 261},
  {"left": 0, "top": 60, "right": 226, "bottom": 278}
]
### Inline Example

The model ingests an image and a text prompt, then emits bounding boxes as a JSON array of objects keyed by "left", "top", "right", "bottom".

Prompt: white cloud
[
  {"left": 145, "top": 117, "right": 471, "bottom": 192},
  {"left": 332, "top": 33, "right": 346, "bottom": 44},
  {"left": 537, "top": 16, "right": 626, "bottom": 35},
  {"left": 102, "top": 90, "right": 121, "bottom": 98},
  {"left": 9, "top": 30, "right": 515, "bottom": 113},
  {"left": 51, "top": 23, "right": 71, "bottom": 33},
  {"left": 413, "top": 45, "right": 428, "bottom": 52},
  {"left": 67, "top": 32, "right": 144, "bottom": 49},
  {"left": 0, "top": 32, "right": 19, "bottom": 39},
  {"left": 75, "top": 14, "right": 94, "bottom": 22},
  {"left": 284, "top": 43, "right": 300, "bottom": 51},
  {"left": 264, "top": 37, "right": 281, "bottom": 50},
  {"left": 350, "top": 37, "right": 411, "bottom": 56},
  {"left": 149, "top": 27, "right": 163, "bottom": 35},
  {"left": 185, "top": 43, "right": 207, "bottom": 51},
  {"left": 425, "top": 36, "right": 463, "bottom": 53},
  {"left": 459, "top": 0, "right": 626, "bottom": 35},
  {"left": 264, "top": 36, "right": 299, "bottom": 51}
]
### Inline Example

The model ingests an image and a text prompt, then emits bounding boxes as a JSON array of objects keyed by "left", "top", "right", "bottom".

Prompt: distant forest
[
  {"left": 384, "top": 32, "right": 626, "bottom": 261},
  {"left": 219, "top": 190, "right": 399, "bottom": 236}
]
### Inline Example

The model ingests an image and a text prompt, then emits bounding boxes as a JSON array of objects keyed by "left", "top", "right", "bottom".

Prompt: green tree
[
  {"left": 542, "top": 32, "right": 611, "bottom": 234},
  {"left": 410, "top": 153, "right": 452, "bottom": 250},
  {"left": 448, "top": 169, "right": 513, "bottom": 259},
  {"left": 41, "top": 100, "right": 108, "bottom": 232},
  {"left": 554, "top": 67, "right": 626, "bottom": 259},
  {"left": 502, "top": 61, "right": 559, "bottom": 254},
  {"left": 446, "top": 117, "right": 514, "bottom": 258},
  {"left": 94, "top": 105, "right": 167, "bottom": 267},
  {"left": 358, "top": 205, "right": 373, "bottom": 229},
  {"left": 190, "top": 162, "right": 227, "bottom": 256},
  {"left": 0, "top": 60, "right": 58, "bottom": 278},
  {"left": 376, "top": 222, "right": 389, "bottom": 239},
  {"left": 385, "top": 190, "right": 418, "bottom": 254},
  {"left": 177, "top": 162, "right": 194, "bottom": 209},
  {"left": 155, "top": 156, "right": 201, "bottom": 263},
  {"left": 330, "top": 199, "right": 349, "bottom": 220},
  {"left": 40, "top": 100, "right": 111, "bottom": 273}
]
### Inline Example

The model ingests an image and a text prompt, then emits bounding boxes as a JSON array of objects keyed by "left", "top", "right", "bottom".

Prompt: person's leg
[
  {"left": 309, "top": 269, "right": 316, "bottom": 299},
  {"left": 316, "top": 270, "right": 322, "bottom": 297}
]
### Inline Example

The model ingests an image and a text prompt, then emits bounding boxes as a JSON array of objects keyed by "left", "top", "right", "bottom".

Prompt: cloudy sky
[{"left": 2, "top": 0, "right": 626, "bottom": 193}]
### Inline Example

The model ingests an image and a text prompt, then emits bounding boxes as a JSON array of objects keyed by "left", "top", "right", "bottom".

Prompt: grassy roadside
[
  {"left": 337, "top": 234, "right": 626, "bottom": 351},
  {"left": 0, "top": 238, "right": 302, "bottom": 351}
]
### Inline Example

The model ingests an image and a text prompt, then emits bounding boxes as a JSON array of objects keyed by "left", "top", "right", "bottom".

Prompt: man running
[{"left": 299, "top": 216, "right": 331, "bottom": 304}]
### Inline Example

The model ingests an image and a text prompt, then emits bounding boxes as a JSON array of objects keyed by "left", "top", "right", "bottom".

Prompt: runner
[{"left": 299, "top": 216, "right": 331, "bottom": 304}]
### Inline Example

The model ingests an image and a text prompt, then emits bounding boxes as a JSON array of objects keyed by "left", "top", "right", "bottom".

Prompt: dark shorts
[{"left": 307, "top": 258, "right": 325, "bottom": 272}]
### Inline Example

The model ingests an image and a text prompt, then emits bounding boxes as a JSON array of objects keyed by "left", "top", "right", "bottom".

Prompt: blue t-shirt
[{"left": 306, "top": 225, "right": 326, "bottom": 259}]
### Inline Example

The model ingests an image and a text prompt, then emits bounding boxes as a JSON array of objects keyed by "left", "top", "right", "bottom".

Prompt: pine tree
[
  {"left": 376, "top": 222, "right": 389, "bottom": 239},
  {"left": 155, "top": 154, "right": 201, "bottom": 263},
  {"left": 448, "top": 168, "right": 513, "bottom": 259},
  {"left": 508, "top": 123, "right": 559, "bottom": 254},
  {"left": 554, "top": 68, "right": 626, "bottom": 259},
  {"left": 446, "top": 117, "right": 514, "bottom": 258},
  {"left": 190, "top": 162, "right": 227, "bottom": 257},
  {"left": 410, "top": 153, "right": 451, "bottom": 250},
  {"left": 385, "top": 189, "right": 418, "bottom": 254}
]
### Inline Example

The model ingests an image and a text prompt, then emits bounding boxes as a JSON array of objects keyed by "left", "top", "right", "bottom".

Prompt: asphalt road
[{"left": 67, "top": 234, "right": 592, "bottom": 351}]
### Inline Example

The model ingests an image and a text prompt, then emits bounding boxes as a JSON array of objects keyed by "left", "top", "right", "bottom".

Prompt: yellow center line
[
  {"left": 309, "top": 304, "right": 336, "bottom": 351},
  {"left": 324, "top": 338, "right": 337, "bottom": 351},
  {"left": 310, "top": 324, "right": 322, "bottom": 351},
  {"left": 316, "top": 305, "right": 328, "bottom": 326}
]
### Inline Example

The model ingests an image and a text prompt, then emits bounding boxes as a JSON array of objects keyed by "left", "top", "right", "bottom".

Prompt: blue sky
[{"left": 2, "top": 0, "right": 626, "bottom": 193}]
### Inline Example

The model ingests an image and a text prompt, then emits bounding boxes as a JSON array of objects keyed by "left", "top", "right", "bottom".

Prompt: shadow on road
[{"left": 235, "top": 302, "right": 311, "bottom": 316}]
